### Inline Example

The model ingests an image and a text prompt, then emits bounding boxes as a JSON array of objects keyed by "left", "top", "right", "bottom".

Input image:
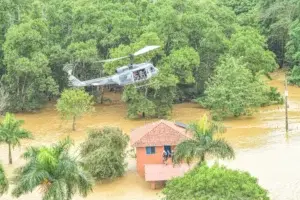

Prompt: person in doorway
[
  {"left": 167, "top": 150, "right": 171, "bottom": 158},
  {"left": 162, "top": 150, "right": 168, "bottom": 165}
]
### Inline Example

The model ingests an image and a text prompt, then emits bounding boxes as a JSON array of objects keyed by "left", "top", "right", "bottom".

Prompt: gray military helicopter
[{"left": 64, "top": 46, "right": 160, "bottom": 87}]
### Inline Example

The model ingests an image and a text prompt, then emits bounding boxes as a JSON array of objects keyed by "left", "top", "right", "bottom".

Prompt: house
[{"left": 130, "top": 120, "right": 193, "bottom": 189}]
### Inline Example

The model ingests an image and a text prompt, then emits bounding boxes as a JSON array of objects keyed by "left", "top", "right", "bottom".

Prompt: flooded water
[{"left": 1, "top": 70, "right": 300, "bottom": 200}]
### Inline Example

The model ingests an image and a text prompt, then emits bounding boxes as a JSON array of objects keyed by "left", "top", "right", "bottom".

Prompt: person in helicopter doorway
[{"left": 162, "top": 150, "right": 168, "bottom": 165}]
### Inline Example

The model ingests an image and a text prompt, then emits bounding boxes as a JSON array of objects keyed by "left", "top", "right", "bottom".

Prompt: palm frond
[
  {"left": 173, "top": 139, "right": 200, "bottom": 164},
  {"left": 54, "top": 137, "right": 73, "bottom": 155},
  {"left": 75, "top": 167, "right": 94, "bottom": 197},
  {"left": 42, "top": 179, "right": 67, "bottom": 200},
  {"left": 207, "top": 138, "right": 235, "bottom": 160},
  {"left": 12, "top": 137, "right": 93, "bottom": 199},
  {"left": 174, "top": 115, "right": 235, "bottom": 165},
  {"left": 12, "top": 163, "right": 51, "bottom": 198}
]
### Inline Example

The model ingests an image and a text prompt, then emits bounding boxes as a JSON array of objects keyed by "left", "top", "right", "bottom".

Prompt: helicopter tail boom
[{"left": 68, "top": 75, "right": 87, "bottom": 87}]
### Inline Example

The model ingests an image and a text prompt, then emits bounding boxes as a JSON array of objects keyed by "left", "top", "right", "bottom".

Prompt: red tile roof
[
  {"left": 145, "top": 164, "right": 193, "bottom": 181},
  {"left": 130, "top": 120, "right": 192, "bottom": 147}
]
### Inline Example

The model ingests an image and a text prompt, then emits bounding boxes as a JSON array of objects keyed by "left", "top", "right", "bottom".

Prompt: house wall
[{"left": 136, "top": 145, "right": 176, "bottom": 177}]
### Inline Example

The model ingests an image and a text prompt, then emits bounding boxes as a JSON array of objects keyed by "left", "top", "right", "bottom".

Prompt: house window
[{"left": 146, "top": 146, "right": 156, "bottom": 154}]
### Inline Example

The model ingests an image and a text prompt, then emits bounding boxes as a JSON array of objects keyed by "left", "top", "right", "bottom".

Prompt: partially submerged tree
[
  {"left": 173, "top": 115, "right": 235, "bottom": 165},
  {"left": 162, "top": 164, "right": 270, "bottom": 200},
  {"left": 12, "top": 137, "right": 94, "bottom": 200},
  {"left": 80, "top": 127, "right": 129, "bottom": 181},
  {"left": 56, "top": 89, "right": 94, "bottom": 131},
  {"left": 288, "top": 65, "right": 300, "bottom": 86},
  {"left": 0, "top": 163, "right": 8, "bottom": 196},
  {"left": 0, "top": 113, "right": 32, "bottom": 164},
  {"left": 199, "top": 57, "right": 269, "bottom": 120}
]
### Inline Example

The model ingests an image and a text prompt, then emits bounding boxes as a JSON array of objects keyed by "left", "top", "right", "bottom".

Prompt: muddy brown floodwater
[{"left": 1, "top": 70, "right": 300, "bottom": 200}]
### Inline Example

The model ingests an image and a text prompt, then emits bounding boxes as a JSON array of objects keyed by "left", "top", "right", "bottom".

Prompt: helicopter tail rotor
[{"left": 63, "top": 65, "right": 73, "bottom": 77}]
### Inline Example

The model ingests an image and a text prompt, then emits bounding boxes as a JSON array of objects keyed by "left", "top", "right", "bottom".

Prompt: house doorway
[{"left": 164, "top": 145, "right": 171, "bottom": 154}]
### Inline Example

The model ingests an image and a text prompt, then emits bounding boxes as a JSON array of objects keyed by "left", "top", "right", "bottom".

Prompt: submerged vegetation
[
  {"left": 1, "top": 0, "right": 298, "bottom": 119},
  {"left": 80, "top": 127, "right": 129, "bottom": 181},
  {"left": 0, "top": 0, "right": 299, "bottom": 199}
]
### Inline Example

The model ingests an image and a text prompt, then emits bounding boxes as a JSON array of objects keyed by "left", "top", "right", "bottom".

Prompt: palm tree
[
  {"left": 0, "top": 163, "right": 8, "bottom": 196},
  {"left": 173, "top": 114, "right": 235, "bottom": 165},
  {"left": 12, "top": 137, "right": 94, "bottom": 200},
  {"left": 0, "top": 112, "right": 32, "bottom": 164}
]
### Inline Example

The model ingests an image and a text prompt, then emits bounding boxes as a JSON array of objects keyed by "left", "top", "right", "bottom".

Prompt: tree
[
  {"left": 259, "top": 0, "right": 300, "bottom": 67},
  {"left": 122, "top": 86, "right": 156, "bottom": 119},
  {"left": 264, "top": 87, "right": 283, "bottom": 105},
  {"left": 67, "top": 39, "right": 98, "bottom": 81},
  {"left": 173, "top": 115, "right": 235, "bottom": 165},
  {"left": 162, "top": 47, "right": 200, "bottom": 84},
  {"left": 286, "top": 18, "right": 300, "bottom": 86},
  {"left": 12, "top": 137, "right": 94, "bottom": 199},
  {"left": 199, "top": 57, "right": 269, "bottom": 120},
  {"left": 162, "top": 164, "right": 270, "bottom": 200},
  {"left": 218, "top": 0, "right": 260, "bottom": 27},
  {"left": 220, "top": 0, "right": 259, "bottom": 15},
  {"left": 56, "top": 89, "right": 94, "bottom": 131},
  {"left": 2, "top": 19, "right": 59, "bottom": 111},
  {"left": 0, "top": 113, "right": 32, "bottom": 164},
  {"left": 80, "top": 127, "right": 129, "bottom": 181},
  {"left": 0, "top": 163, "right": 8, "bottom": 196},
  {"left": 228, "top": 27, "right": 277, "bottom": 75},
  {"left": 0, "top": 0, "right": 285, "bottom": 118}
]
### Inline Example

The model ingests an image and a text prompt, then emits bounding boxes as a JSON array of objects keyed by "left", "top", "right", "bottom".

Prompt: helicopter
[{"left": 64, "top": 45, "right": 160, "bottom": 87}]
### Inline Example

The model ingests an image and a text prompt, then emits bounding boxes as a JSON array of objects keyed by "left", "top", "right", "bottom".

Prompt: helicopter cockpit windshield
[{"left": 133, "top": 68, "right": 147, "bottom": 82}]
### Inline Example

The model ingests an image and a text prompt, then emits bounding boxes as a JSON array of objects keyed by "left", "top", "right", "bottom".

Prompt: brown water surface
[{"left": 2, "top": 71, "right": 300, "bottom": 200}]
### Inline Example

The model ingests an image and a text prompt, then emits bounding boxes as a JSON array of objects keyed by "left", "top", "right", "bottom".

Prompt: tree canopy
[
  {"left": 199, "top": 57, "right": 269, "bottom": 120},
  {"left": 162, "top": 164, "right": 270, "bottom": 200},
  {"left": 0, "top": 0, "right": 291, "bottom": 119}
]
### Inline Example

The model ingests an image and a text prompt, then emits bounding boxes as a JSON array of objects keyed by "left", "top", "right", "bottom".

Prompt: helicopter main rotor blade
[
  {"left": 94, "top": 55, "right": 129, "bottom": 63},
  {"left": 93, "top": 45, "right": 160, "bottom": 63},
  {"left": 133, "top": 45, "right": 160, "bottom": 56}
]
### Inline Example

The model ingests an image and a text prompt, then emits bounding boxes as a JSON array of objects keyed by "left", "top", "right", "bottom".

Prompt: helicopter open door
[{"left": 132, "top": 68, "right": 148, "bottom": 83}]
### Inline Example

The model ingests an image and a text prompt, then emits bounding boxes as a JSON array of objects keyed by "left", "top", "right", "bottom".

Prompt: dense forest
[{"left": 0, "top": 0, "right": 299, "bottom": 119}]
